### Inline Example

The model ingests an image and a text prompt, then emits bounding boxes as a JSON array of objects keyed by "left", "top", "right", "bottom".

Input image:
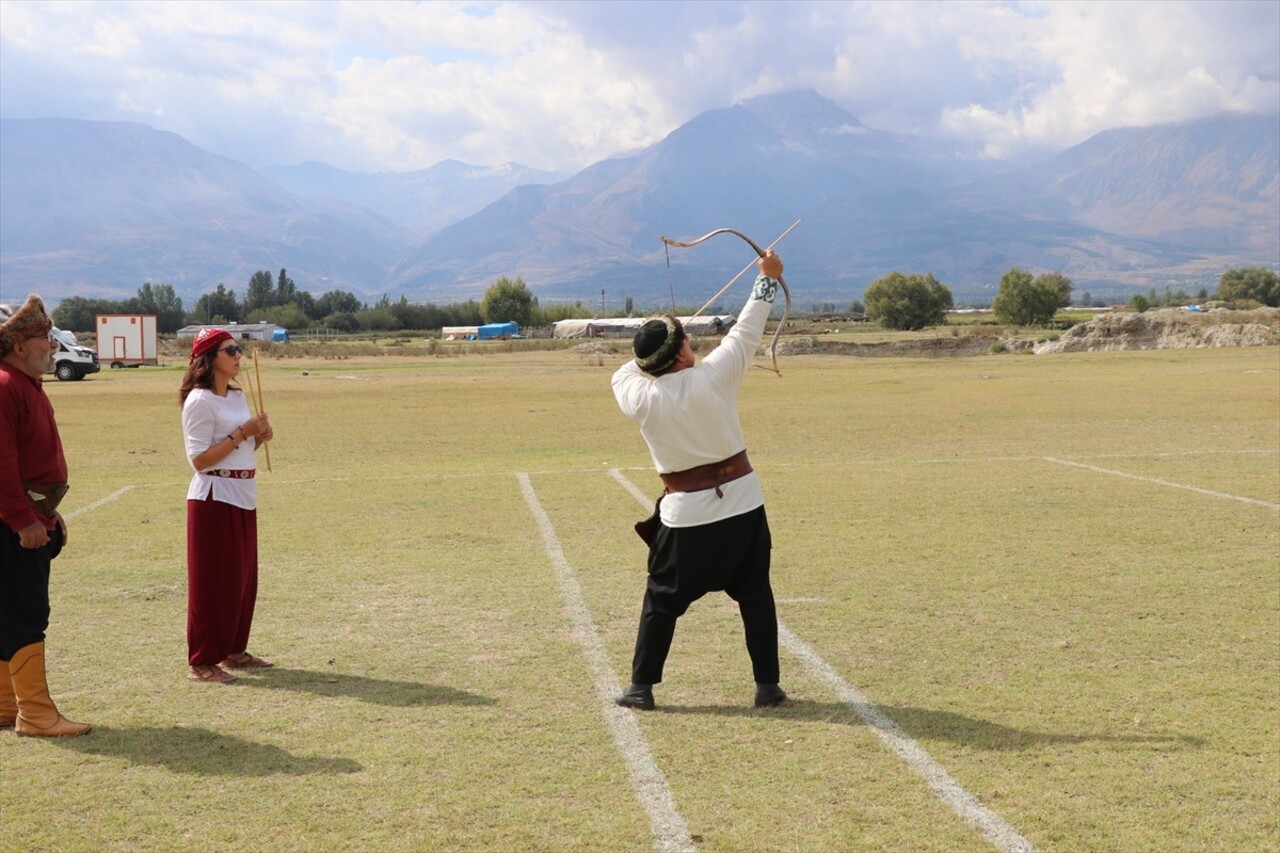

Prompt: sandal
[
  {"left": 221, "top": 652, "right": 274, "bottom": 669},
  {"left": 188, "top": 664, "right": 237, "bottom": 684}
]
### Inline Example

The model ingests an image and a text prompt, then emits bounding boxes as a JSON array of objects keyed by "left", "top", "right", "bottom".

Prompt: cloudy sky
[{"left": 1, "top": 0, "right": 1277, "bottom": 174}]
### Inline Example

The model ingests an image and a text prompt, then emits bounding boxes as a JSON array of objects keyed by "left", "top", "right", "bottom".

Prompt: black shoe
[
  {"left": 616, "top": 683, "right": 655, "bottom": 710},
  {"left": 754, "top": 683, "right": 787, "bottom": 707}
]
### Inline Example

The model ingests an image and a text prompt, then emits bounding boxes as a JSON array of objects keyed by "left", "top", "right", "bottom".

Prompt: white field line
[
  {"left": 516, "top": 473, "right": 695, "bottom": 853},
  {"left": 778, "top": 624, "right": 1035, "bottom": 853},
  {"left": 607, "top": 468, "right": 1036, "bottom": 853},
  {"left": 1044, "top": 457, "right": 1280, "bottom": 510},
  {"left": 63, "top": 485, "right": 136, "bottom": 519}
]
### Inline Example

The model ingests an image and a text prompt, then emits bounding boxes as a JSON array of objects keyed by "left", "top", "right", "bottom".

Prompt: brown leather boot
[
  {"left": 0, "top": 659, "right": 15, "bottom": 727},
  {"left": 10, "top": 642, "right": 91, "bottom": 737}
]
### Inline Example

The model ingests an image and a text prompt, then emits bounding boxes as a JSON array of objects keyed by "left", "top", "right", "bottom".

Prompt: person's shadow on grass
[
  {"left": 661, "top": 699, "right": 1204, "bottom": 751},
  {"left": 230, "top": 667, "right": 497, "bottom": 708},
  {"left": 53, "top": 725, "right": 363, "bottom": 776}
]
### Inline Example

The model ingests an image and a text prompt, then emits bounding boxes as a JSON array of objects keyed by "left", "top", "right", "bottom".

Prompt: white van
[{"left": 48, "top": 327, "right": 101, "bottom": 381}]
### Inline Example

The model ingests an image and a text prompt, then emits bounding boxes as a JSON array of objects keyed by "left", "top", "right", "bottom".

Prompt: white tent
[{"left": 552, "top": 316, "right": 735, "bottom": 339}]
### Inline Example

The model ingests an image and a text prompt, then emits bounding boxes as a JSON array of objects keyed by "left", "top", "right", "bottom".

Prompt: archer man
[{"left": 611, "top": 249, "right": 787, "bottom": 711}]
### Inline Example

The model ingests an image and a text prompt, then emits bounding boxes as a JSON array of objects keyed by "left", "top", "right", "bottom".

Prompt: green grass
[{"left": 3, "top": 345, "right": 1277, "bottom": 851}]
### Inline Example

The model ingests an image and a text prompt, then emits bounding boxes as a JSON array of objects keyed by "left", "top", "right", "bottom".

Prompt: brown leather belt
[
  {"left": 659, "top": 450, "right": 752, "bottom": 496},
  {"left": 23, "top": 481, "right": 69, "bottom": 517},
  {"left": 204, "top": 469, "right": 255, "bottom": 479}
]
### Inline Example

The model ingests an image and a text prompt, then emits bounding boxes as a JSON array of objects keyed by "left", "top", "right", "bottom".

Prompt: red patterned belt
[{"left": 204, "top": 469, "right": 255, "bottom": 479}]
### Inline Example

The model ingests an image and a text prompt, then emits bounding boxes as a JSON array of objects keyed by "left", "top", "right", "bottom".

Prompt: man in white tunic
[{"left": 611, "top": 250, "right": 787, "bottom": 710}]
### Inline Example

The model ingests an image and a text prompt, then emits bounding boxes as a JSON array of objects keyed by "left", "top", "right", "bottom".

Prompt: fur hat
[
  {"left": 190, "top": 328, "right": 234, "bottom": 361},
  {"left": 0, "top": 294, "right": 54, "bottom": 357},
  {"left": 633, "top": 314, "right": 686, "bottom": 375}
]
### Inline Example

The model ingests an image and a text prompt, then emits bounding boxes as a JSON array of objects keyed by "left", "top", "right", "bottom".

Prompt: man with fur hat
[
  {"left": 611, "top": 250, "right": 788, "bottom": 711},
  {"left": 0, "top": 294, "right": 91, "bottom": 736}
]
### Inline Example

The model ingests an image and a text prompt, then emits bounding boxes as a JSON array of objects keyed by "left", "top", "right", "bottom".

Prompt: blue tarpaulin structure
[{"left": 476, "top": 322, "right": 520, "bottom": 340}]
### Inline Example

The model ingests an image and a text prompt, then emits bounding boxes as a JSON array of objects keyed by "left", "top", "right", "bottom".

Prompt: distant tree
[
  {"left": 134, "top": 282, "right": 186, "bottom": 333},
  {"left": 1217, "top": 267, "right": 1280, "bottom": 307},
  {"left": 243, "top": 270, "right": 276, "bottom": 314},
  {"left": 1130, "top": 294, "right": 1151, "bottom": 313},
  {"left": 480, "top": 276, "right": 535, "bottom": 326},
  {"left": 251, "top": 303, "right": 310, "bottom": 330},
  {"left": 1196, "top": 288, "right": 1209, "bottom": 302},
  {"left": 275, "top": 268, "right": 297, "bottom": 304},
  {"left": 849, "top": 299, "right": 866, "bottom": 314},
  {"left": 992, "top": 268, "right": 1060, "bottom": 326},
  {"left": 442, "top": 300, "right": 484, "bottom": 327},
  {"left": 190, "top": 284, "right": 241, "bottom": 325},
  {"left": 355, "top": 306, "right": 399, "bottom": 331},
  {"left": 625, "top": 296, "right": 634, "bottom": 316},
  {"left": 1037, "top": 271, "right": 1073, "bottom": 308},
  {"left": 390, "top": 296, "right": 439, "bottom": 330},
  {"left": 52, "top": 297, "right": 122, "bottom": 332},
  {"left": 863, "top": 271, "right": 953, "bottom": 330},
  {"left": 293, "top": 290, "right": 317, "bottom": 321},
  {"left": 1080, "top": 291, "right": 1092, "bottom": 308},
  {"left": 314, "top": 289, "right": 362, "bottom": 318},
  {"left": 533, "top": 301, "right": 593, "bottom": 325},
  {"left": 324, "top": 311, "right": 359, "bottom": 332}
]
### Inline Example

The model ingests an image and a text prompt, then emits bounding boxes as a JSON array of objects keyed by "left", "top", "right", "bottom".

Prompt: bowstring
[{"left": 664, "top": 242, "right": 677, "bottom": 313}]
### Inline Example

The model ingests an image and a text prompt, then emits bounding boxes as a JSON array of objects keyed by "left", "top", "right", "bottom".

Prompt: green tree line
[
  {"left": 859, "top": 266, "right": 1277, "bottom": 330},
  {"left": 51, "top": 269, "right": 598, "bottom": 334},
  {"left": 48, "top": 264, "right": 1278, "bottom": 335}
]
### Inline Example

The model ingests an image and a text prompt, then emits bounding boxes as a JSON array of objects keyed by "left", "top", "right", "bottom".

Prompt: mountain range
[{"left": 1, "top": 90, "right": 1276, "bottom": 308}]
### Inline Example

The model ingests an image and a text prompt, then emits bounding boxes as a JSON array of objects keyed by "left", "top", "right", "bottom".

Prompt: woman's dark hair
[{"left": 179, "top": 351, "right": 239, "bottom": 404}]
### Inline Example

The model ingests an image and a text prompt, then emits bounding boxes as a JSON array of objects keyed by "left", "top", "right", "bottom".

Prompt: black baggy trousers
[
  {"left": 630, "top": 505, "right": 779, "bottom": 686},
  {"left": 0, "top": 522, "right": 62, "bottom": 660}
]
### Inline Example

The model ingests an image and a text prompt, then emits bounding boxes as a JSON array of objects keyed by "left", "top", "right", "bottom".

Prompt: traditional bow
[{"left": 660, "top": 219, "right": 799, "bottom": 376}]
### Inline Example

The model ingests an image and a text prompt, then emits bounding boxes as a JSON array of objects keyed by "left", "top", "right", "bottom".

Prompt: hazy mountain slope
[
  {"left": 1, "top": 96, "right": 1274, "bottom": 308},
  {"left": 0, "top": 118, "right": 406, "bottom": 301},
  {"left": 392, "top": 92, "right": 1256, "bottom": 305},
  {"left": 964, "top": 113, "right": 1280, "bottom": 253},
  {"left": 258, "top": 159, "right": 567, "bottom": 237}
]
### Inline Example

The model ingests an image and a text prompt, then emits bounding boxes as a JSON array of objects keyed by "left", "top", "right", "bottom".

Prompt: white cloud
[
  {"left": 940, "top": 0, "right": 1280, "bottom": 156},
  {"left": 0, "top": 0, "right": 1275, "bottom": 171}
]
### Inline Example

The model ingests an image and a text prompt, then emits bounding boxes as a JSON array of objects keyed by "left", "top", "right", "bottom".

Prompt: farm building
[
  {"left": 177, "top": 322, "right": 286, "bottom": 343},
  {"left": 552, "top": 315, "right": 735, "bottom": 339},
  {"left": 442, "top": 326, "right": 479, "bottom": 339}
]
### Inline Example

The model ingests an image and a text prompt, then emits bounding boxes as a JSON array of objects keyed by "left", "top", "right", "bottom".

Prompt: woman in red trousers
[{"left": 179, "top": 329, "right": 274, "bottom": 684}]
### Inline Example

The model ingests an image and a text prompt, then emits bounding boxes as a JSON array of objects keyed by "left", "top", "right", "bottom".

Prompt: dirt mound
[
  {"left": 1034, "top": 308, "right": 1280, "bottom": 354},
  {"left": 775, "top": 335, "right": 998, "bottom": 358}
]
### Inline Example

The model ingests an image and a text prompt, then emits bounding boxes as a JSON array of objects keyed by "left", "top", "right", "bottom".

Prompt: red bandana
[{"left": 191, "top": 328, "right": 233, "bottom": 361}]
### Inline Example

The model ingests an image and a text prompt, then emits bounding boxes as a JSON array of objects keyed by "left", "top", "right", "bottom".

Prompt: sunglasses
[{"left": 219, "top": 345, "right": 244, "bottom": 356}]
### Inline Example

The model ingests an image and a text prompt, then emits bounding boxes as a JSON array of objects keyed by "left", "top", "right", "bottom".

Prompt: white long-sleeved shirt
[
  {"left": 612, "top": 273, "right": 779, "bottom": 527},
  {"left": 182, "top": 387, "right": 258, "bottom": 509}
]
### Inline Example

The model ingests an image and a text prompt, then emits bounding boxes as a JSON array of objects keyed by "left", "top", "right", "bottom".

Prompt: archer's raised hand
[{"left": 759, "top": 250, "right": 783, "bottom": 280}]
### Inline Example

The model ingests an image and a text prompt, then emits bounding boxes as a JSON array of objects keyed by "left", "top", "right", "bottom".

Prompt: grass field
[{"left": 2, "top": 343, "right": 1277, "bottom": 852}]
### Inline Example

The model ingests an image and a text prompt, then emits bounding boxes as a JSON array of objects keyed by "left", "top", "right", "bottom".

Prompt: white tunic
[
  {"left": 612, "top": 275, "right": 778, "bottom": 528},
  {"left": 182, "top": 387, "right": 258, "bottom": 510}
]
